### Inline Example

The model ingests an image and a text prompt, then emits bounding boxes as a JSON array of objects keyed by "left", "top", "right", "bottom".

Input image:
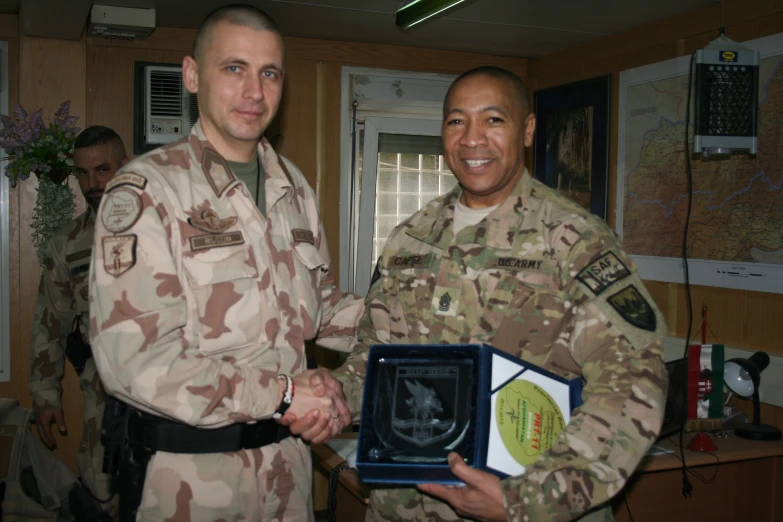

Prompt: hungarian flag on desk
[{"left": 687, "top": 344, "right": 725, "bottom": 419}]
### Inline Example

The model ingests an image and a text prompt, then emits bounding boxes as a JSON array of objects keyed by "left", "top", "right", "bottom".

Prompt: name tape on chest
[
  {"left": 102, "top": 235, "right": 137, "bottom": 278},
  {"left": 391, "top": 254, "right": 431, "bottom": 269},
  {"left": 106, "top": 173, "right": 147, "bottom": 193},
  {"left": 65, "top": 248, "right": 91, "bottom": 263},
  {"left": 101, "top": 188, "right": 143, "bottom": 234},
  {"left": 576, "top": 251, "right": 631, "bottom": 295},
  {"left": 493, "top": 257, "right": 549, "bottom": 271},
  {"left": 190, "top": 231, "right": 245, "bottom": 251},
  {"left": 292, "top": 229, "right": 314, "bottom": 244},
  {"left": 70, "top": 263, "right": 90, "bottom": 276}
]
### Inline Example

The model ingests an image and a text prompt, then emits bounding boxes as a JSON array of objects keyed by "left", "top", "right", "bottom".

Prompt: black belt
[{"left": 127, "top": 410, "right": 292, "bottom": 454}]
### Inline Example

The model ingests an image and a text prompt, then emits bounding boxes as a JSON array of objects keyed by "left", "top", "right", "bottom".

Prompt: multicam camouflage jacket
[
  {"left": 334, "top": 170, "right": 668, "bottom": 522},
  {"left": 89, "top": 122, "right": 364, "bottom": 427},
  {"left": 30, "top": 209, "right": 96, "bottom": 411}
]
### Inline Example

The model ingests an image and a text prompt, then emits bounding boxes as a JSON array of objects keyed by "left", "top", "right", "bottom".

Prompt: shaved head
[
  {"left": 192, "top": 4, "right": 281, "bottom": 63},
  {"left": 445, "top": 66, "right": 530, "bottom": 117}
]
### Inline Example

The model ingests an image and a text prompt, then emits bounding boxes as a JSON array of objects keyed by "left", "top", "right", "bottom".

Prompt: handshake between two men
[{"left": 276, "top": 369, "right": 352, "bottom": 445}]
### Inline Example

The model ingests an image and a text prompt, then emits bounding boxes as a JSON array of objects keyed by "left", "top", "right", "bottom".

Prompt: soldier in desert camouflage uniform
[
  {"left": 89, "top": 5, "right": 363, "bottom": 522},
  {"left": 332, "top": 67, "right": 668, "bottom": 522},
  {"left": 29, "top": 126, "right": 128, "bottom": 519}
]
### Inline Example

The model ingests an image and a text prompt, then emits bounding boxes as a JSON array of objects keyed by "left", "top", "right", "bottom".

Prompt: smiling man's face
[{"left": 441, "top": 74, "right": 536, "bottom": 209}]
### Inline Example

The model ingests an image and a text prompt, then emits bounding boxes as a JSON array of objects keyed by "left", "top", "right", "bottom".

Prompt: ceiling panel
[{"left": 18, "top": 0, "right": 723, "bottom": 58}]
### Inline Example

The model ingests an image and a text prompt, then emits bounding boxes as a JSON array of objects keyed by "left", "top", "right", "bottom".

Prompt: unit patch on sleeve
[
  {"left": 106, "top": 172, "right": 147, "bottom": 193},
  {"left": 606, "top": 285, "right": 656, "bottom": 332},
  {"left": 102, "top": 235, "right": 137, "bottom": 277},
  {"left": 101, "top": 188, "right": 143, "bottom": 234},
  {"left": 576, "top": 251, "right": 631, "bottom": 295}
]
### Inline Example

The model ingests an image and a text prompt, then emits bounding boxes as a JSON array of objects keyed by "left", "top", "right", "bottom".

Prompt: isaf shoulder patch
[
  {"left": 101, "top": 188, "right": 143, "bottom": 234},
  {"left": 102, "top": 235, "right": 137, "bottom": 277},
  {"left": 577, "top": 251, "right": 631, "bottom": 295},
  {"left": 606, "top": 285, "right": 656, "bottom": 332}
]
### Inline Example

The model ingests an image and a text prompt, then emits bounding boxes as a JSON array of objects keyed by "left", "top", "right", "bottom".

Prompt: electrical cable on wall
[{"left": 678, "top": 48, "right": 698, "bottom": 500}]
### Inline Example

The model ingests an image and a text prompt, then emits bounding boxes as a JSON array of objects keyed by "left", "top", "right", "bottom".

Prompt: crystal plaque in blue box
[{"left": 356, "top": 344, "right": 583, "bottom": 485}]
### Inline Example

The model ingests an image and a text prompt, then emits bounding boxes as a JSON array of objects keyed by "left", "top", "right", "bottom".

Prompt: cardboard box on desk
[{"left": 356, "top": 344, "right": 584, "bottom": 485}]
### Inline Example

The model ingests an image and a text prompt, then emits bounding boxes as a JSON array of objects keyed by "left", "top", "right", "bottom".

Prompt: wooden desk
[
  {"left": 311, "top": 434, "right": 369, "bottom": 521},
  {"left": 312, "top": 432, "right": 783, "bottom": 522},
  {"left": 613, "top": 432, "right": 783, "bottom": 522}
]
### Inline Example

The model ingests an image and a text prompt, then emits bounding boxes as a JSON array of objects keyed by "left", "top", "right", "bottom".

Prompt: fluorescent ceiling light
[{"left": 395, "top": 0, "right": 470, "bottom": 30}]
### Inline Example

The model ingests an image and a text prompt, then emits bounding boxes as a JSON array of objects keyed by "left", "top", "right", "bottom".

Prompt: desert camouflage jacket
[
  {"left": 29, "top": 209, "right": 96, "bottom": 411},
  {"left": 89, "top": 122, "right": 364, "bottom": 427},
  {"left": 334, "top": 170, "right": 668, "bottom": 522}
]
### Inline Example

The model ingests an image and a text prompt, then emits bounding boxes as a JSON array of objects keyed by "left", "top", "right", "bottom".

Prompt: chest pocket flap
[{"left": 183, "top": 245, "right": 259, "bottom": 286}]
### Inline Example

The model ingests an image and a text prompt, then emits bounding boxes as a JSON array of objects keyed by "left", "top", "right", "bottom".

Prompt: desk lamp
[{"left": 724, "top": 351, "right": 782, "bottom": 441}]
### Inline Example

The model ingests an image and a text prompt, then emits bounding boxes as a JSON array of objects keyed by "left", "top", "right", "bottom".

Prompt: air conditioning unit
[
  {"left": 89, "top": 5, "right": 156, "bottom": 41},
  {"left": 142, "top": 65, "right": 199, "bottom": 147}
]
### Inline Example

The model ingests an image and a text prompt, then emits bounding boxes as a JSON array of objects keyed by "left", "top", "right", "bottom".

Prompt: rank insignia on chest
[
  {"left": 432, "top": 286, "right": 460, "bottom": 317},
  {"left": 188, "top": 208, "right": 237, "bottom": 234}
]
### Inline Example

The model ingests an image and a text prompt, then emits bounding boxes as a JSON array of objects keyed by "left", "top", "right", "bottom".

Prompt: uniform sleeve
[
  {"left": 29, "top": 234, "right": 74, "bottom": 412},
  {"left": 331, "top": 256, "right": 391, "bottom": 417},
  {"left": 312, "top": 218, "right": 365, "bottom": 353},
  {"left": 502, "top": 225, "right": 668, "bottom": 522},
  {"left": 89, "top": 177, "right": 280, "bottom": 427}
]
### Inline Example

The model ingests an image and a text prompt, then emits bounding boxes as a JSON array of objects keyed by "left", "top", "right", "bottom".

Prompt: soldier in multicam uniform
[
  {"left": 89, "top": 5, "right": 363, "bottom": 522},
  {"left": 332, "top": 67, "right": 668, "bottom": 522},
  {"left": 29, "top": 125, "right": 128, "bottom": 519}
]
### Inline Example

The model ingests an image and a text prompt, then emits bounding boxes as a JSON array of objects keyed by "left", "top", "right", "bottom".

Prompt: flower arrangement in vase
[{"left": 0, "top": 101, "right": 81, "bottom": 266}]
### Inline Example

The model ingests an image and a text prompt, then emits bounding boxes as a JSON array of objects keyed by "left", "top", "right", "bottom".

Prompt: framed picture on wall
[{"left": 532, "top": 74, "right": 611, "bottom": 220}]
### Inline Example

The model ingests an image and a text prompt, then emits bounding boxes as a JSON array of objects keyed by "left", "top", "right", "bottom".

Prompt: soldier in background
[
  {"left": 29, "top": 125, "right": 128, "bottom": 519},
  {"left": 331, "top": 67, "right": 668, "bottom": 522},
  {"left": 89, "top": 4, "right": 363, "bottom": 521}
]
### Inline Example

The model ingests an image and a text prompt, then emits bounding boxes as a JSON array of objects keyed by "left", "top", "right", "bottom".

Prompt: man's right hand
[
  {"left": 34, "top": 406, "right": 67, "bottom": 449},
  {"left": 282, "top": 370, "right": 349, "bottom": 444}
]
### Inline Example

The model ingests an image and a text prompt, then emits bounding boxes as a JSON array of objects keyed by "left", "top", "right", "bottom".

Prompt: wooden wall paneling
[
  {"left": 86, "top": 46, "right": 187, "bottom": 155},
  {"left": 17, "top": 31, "right": 87, "bottom": 472},
  {"left": 277, "top": 58, "right": 318, "bottom": 190},
  {"left": 528, "top": 0, "right": 781, "bottom": 79},
  {"left": 322, "top": 62, "right": 342, "bottom": 284}
]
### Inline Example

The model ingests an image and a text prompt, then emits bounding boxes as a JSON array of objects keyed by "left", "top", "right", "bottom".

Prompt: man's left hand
[{"left": 417, "top": 452, "right": 506, "bottom": 522}]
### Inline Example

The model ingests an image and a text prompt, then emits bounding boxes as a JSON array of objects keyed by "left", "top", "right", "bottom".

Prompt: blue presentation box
[{"left": 356, "top": 344, "right": 584, "bottom": 485}]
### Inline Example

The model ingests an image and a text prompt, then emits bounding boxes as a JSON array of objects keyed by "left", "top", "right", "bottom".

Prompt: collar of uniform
[
  {"left": 404, "top": 188, "right": 459, "bottom": 250},
  {"left": 473, "top": 168, "right": 532, "bottom": 249},
  {"left": 187, "top": 121, "right": 293, "bottom": 201},
  {"left": 259, "top": 138, "right": 294, "bottom": 205},
  {"left": 85, "top": 205, "right": 96, "bottom": 227},
  {"left": 405, "top": 168, "right": 532, "bottom": 249}
]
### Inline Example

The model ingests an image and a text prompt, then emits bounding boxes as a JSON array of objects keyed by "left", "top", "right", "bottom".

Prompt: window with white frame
[{"left": 339, "top": 67, "right": 458, "bottom": 296}]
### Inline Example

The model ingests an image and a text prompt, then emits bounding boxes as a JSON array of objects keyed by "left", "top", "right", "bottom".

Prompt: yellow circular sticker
[{"left": 495, "top": 379, "right": 565, "bottom": 466}]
